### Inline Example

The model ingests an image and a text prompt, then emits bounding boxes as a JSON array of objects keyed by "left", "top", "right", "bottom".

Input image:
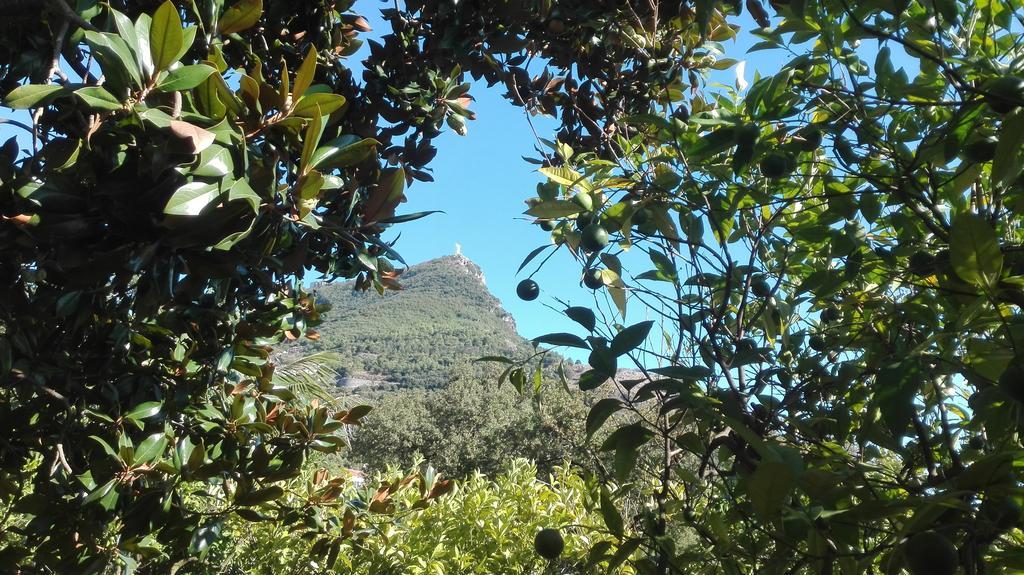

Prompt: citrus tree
[
  {"left": 504, "top": 0, "right": 1024, "bottom": 573},
  {"left": 0, "top": 0, "right": 730, "bottom": 571}
]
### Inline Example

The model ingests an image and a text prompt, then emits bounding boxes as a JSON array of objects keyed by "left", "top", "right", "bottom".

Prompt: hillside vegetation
[{"left": 294, "top": 255, "right": 538, "bottom": 389}]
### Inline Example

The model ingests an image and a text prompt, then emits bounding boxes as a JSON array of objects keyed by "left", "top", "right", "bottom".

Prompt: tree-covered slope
[{"left": 295, "top": 255, "right": 535, "bottom": 389}]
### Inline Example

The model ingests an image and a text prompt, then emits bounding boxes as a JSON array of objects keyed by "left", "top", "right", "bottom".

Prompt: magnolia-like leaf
[
  {"left": 219, "top": 0, "right": 263, "bottom": 35},
  {"left": 168, "top": 120, "right": 216, "bottom": 154},
  {"left": 157, "top": 65, "right": 216, "bottom": 92},
  {"left": 74, "top": 87, "right": 122, "bottom": 111},
  {"left": 309, "top": 136, "right": 378, "bottom": 171},
  {"left": 291, "top": 46, "right": 318, "bottom": 101},
  {"left": 164, "top": 182, "right": 220, "bottom": 216},
  {"left": 363, "top": 167, "right": 405, "bottom": 223},
  {"left": 993, "top": 108, "right": 1024, "bottom": 190},
  {"left": 292, "top": 93, "right": 346, "bottom": 118},
  {"left": 4, "top": 84, "right": 64, "bottom": 109},
  {"left": 586, "top": 398, "right": 623, "bottom": 439}
]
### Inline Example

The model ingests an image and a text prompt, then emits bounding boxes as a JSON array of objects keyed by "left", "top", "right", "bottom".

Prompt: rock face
[{"left": 295, "top": 255, "right": 532, "bottom": 389}]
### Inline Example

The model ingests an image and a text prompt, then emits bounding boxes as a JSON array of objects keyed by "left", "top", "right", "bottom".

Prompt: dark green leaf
[
  {"left": 532, "top": 332, "right": 590, "bottom": 349},
  {"left": 4, "top": 84, "right": 64, "bottom": 109},
  {"left": 565, "top": 306, "right": 596, "bottom": 332},
  {"left": 610, "top": 321, "right": 654, "bottom": 356},
  {"left": 157, "top": 65, "right": 216, "bottom": 92}
]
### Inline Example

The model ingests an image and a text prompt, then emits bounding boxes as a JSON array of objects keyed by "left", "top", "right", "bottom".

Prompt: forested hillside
[{"left": 292, "top": 254, "right": 544, "bottom": 389}]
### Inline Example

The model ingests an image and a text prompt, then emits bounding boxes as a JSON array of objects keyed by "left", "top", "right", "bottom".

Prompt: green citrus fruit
[
  {"left": 809, "top": 335, "right": 827, "bottom": 352},
  {"left": 580, "top": 224, "right": 610, "bottom": 252},
  {"left": 517, "top": 279, "right": 540, "bottom": 301},
  {"left": 632, "top": 207, "right": 651, "bottom": 226},
  {"left": 799, "top": 127, "right": 823, "bottom": 151},
  {"left": 751, "top": 278, "right": 772, "bottom": 298},
  {"left": 583, "top": 268, "right": 604, "bottom": 289},
  {"left": 821, "top": 306, "right": 841, "bottom": 323},
  {"left": 904, "top": 531, "right": 958, "bottom": 575},
  {"left": 985, "top": 76, "right": 1024, "bottom": 114},
  {"left": 759, "top": 153, "right": 794, "bottom": 179},
  {"left": 539, "top": 220, "right": 555, "bottom": 231},
  {"left": 534, "top": 528, "right": 564, "bottom": 560}
]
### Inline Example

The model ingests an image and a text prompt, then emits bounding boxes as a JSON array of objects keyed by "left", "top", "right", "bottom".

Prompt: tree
[
  {"left": 504, "top": 0, "right": 1024, "bottom": 573},
  {"left": 0, "top": 0, "right": 732, "bottom": 571}
]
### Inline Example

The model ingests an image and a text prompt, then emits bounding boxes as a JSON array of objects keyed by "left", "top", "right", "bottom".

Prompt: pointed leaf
[
  {"left": 74, "top": 87, "right": 122, "bottom": 111},
  {"left": 5, "top": 84, "right": 64, "bottom": 109},
  {"left": 950, "top": 212, "right": 1003, "bottom": 289},
  {"left": 150, "top": 1, "right": 184, "bottom": 71},
  {"left": 219, "top": 0, "right": 263, "bottom": 35},
  {"left": 610, "top": 321, "right": 654, "bottom": 356},
  {"left": 532, "top": 332, "right": 590, "bottom": 349},
  {"left": 157, "top": 64, "right": 216, "bottom": 92},
  {"left": 291, "top": 46, "right": 318, "bottom": 101},
  {"left": 164, "top": 182, "right": 220, "bottom": 216}
]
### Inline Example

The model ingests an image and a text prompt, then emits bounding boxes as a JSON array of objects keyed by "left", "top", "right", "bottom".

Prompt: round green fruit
[
  {"left": 751, "top": 278, "right": 772, "bottom": 298},
  {"left": 539, "top": 219, "right": 556, "bottom": 231},
  {"left": 962, "top": 135, "right": 998, "bottom": 163},
  {"left": 799, "top": 127, "right": 823, "bottom": 151},
  {"left": 580, "top": 224, "right": 610, "bottom": 252},
  {"left": 575, "top": 212, "right": 594, "bottom": 230},
  {"left": 904, "top": 531, "right": 958, "bottom": 575},
  {"left": 583, "top": 268, "right": 604, "bottom": 289},
  {"left": 985, "top": 76, "right": 1024, "bottom": 114},
  {"left": 534, "top": 528, "right": 564, "bottom": 560},
  {"left": 998, "top": 362, "right": 1024, "bottom": 403},
  {"left": 980, "top": 497, "right": 1022, "bottom": 532},
  {"left": 821, "top": 306, "right": 841, "bottom": 324},
  {"left": 760, "top": 153, "right": 794, "bottom": 179},
  {"left": 809, "top": 335, "right": 827, "bottom": 352},
  {"left": 516, "top": 279, "right": 540, "bottom": 301}
]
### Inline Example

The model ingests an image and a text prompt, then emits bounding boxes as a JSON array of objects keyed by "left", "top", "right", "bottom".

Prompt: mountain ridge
[{"left": 295, "top": 254, "right": 535, "bottom": 389}]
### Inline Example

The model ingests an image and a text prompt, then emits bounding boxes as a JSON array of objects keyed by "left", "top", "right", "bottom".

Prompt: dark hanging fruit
[
  {"left": 903, "top": 531, "right": 958, "bottom": 575},
  {"left": 759, "top": 153, "right": 794, "bottom": 179},
  {"left": 583, "top": 268, "right": 604, "bottom": 289},
  {"left": 517, "top": 279, "right": 540, "bottom": 301},
  {"left": 534, "top": 528, "right": 564, "bottom": 560},
  {"left": 580, "top": 224, "right": 610, "bottom": 252}
]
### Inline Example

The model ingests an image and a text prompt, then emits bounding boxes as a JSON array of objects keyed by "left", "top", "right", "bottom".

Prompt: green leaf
[
  {"left": 291, "top": 46, "right": 318, "bottom": 101},
  {"left": 292, "top": 93, "right": 347, "bottom": 118},
  {"left": 219, "top": 0, "right": 263, "bottom": 35},
  {"left": 532, "top": 332, "right": 590, "bottom": 349},
  {"left": 610, "top": 321, "right": 654, "bottom": 356},
  {"left": 234, "top": 485, "right": 284, "bottom": 506},
  {"left": 578, "top": 369, "right": 608, "bottom": 391},
  {"left": 85, "top": 31, "right": 143, "bottom": 90},
  {"left": 150, "top": 1, "right": 184, "bottom": 71},
  {"left": 90, "top": 435, "right": 120, "bottom": 461},
  {"left": 950, "top": 212, "right": 1003, "bottom": 289},
  {"left": 4, "top": 84, "right": 64, "bottom": 109},
  {"left": 517, "top": 245, "right": 552, "bottom": 274},
  {"left": 600, "top": 486, "right": 624, "bottom": 537},
  {"left": 192, "top": 146, "right": 233, "bottom": 178},
  {"left": 83, "top": 479, "right": 117, "bottom": 505},
  {"left": 586, "top": 398, "right": 623, "bottom": 439},
  {"left": 309, "top": 136, "right": 379, "bottom": 171},
  {"left": 363, "top": 167, "right": 405, "bottom": 223},
  {"left": 164, "top": 182, "right": 221, "bottom": 216},
  {"left": 601, "top": 423, "right": 655, "bottom": 481},
  {"left": 226, "top": 179, "right": 261, "bottom": 212},
  {"left": 133, "top": 433, "right": 167, "bottom": 465},
  {"left": 565, "top": 306, "right": 596, "bottom": 332},
  {"left": 525, "top": 200, "right": 582, "bottom": 219},
  {"left": 74, "top": 87, "right": 122, "bottom": 111},
  {"left": 993, "top": 108, "right": 1024, "bottom": 190},
  {"left": 124, "top": 401, "right": 162, "bottom": 422},
  {"left": 189, "top": 522, "right": 222, "bottom": 559},
  {"left": 157, "top": 65, "right": 216, "bottom": 92},
  {"left": 133, "top": 13, "right": 155, "bottom": 79},
  {"left": 749, "top": 460, "right": 796, "bottom": 520}
]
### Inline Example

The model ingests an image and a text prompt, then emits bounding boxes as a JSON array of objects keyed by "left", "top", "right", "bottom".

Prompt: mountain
[{"left": 294, "top": 255, "right": 538, "bottom": 389}]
